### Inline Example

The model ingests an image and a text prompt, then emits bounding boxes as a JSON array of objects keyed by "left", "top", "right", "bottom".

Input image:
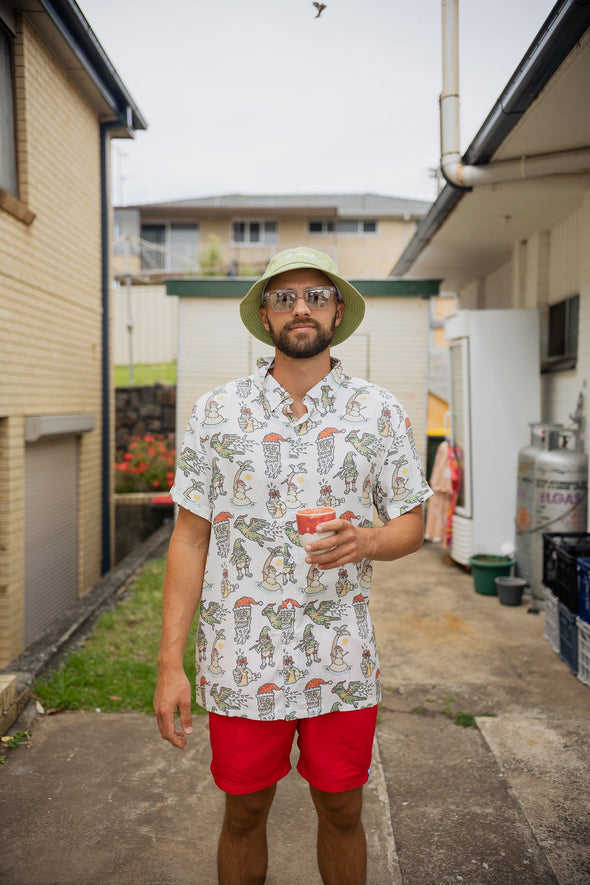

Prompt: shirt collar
[{"left": 254, "top": 356, "right": 343, "bottom": 417}]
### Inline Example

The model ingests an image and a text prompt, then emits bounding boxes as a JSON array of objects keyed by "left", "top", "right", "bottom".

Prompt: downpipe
[{"left": 439, "top": 0, "right": 590, "bottom": 189}]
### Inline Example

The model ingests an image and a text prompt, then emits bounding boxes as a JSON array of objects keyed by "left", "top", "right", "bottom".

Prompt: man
[{"left": 154, "top": 246, "right": 432, "bottom": 884}]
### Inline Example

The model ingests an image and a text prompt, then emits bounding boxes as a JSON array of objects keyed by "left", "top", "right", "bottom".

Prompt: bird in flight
[{"left": 313, "top": 3, "right": 327, "bottom": 18}]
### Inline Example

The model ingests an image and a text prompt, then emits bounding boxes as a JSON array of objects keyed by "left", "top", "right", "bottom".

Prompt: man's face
[{"left": 259, "top": 268, "right": 345, "bottom": 359}]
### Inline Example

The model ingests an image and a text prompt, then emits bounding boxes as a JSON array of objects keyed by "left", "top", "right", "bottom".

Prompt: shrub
[{"left": 114, "top": 434, "right": 176, "bottom": 493}]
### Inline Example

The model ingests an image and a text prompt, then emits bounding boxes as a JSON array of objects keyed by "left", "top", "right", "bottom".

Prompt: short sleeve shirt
[{"left": 171, "top": 357, "right": 432, "bottom": 721}]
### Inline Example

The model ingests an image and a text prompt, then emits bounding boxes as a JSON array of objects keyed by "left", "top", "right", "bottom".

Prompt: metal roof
[{"left": 123, "top": 193, "right": 432, "bottom": 219}]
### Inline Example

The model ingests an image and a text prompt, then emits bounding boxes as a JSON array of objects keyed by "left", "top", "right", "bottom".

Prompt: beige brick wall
[
  {"left": 0, "top": 16, "right": 106, "bottom": 665},
  {"left": 0, "top": 418, "right": 25, "bottom": 664}
]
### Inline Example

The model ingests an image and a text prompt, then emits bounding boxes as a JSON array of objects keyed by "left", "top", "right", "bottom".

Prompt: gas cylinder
[
  {"left": 529, "top": 436, "right": 588, "bottom": 603},
  {"left": 515, "top": 424, "right": 563, "bottom": 586}
]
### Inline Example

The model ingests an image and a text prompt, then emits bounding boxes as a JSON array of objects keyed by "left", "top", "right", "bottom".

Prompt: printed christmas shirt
[{"left": 171, "top": 357, "right": 433, "bottom": 721}]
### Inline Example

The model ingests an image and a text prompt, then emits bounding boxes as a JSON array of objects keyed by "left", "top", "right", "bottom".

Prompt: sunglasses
[{"left": 263, "top": 285, "right": 339, "bottom": 312}]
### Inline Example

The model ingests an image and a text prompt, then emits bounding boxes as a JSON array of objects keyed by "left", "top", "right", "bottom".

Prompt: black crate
[
  {"left": 579, "top": 558, "right": 590, "bottom": 624},
  {"left": 543, "top": 533, "right": 590, "bottom": 615},
  {"left": 558, "top": 602, "right": 579, "bottom": 675}
]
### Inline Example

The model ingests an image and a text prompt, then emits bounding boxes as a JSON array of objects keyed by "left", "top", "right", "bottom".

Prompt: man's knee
[
  {"left": 224, "top": 785, "right": 276, "bottom": 836},
  {"left": 310, "top": 785, "right": 364, "bottom": 830}
]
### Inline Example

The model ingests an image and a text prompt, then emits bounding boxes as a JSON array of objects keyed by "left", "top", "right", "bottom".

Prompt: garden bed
[{"left": 115, "top": 493, "right": 174, "bottom": 564}]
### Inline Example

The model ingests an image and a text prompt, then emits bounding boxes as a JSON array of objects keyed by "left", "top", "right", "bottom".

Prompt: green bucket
[{"left": 468, "top": 555, "right": 515, "bottom": 596}]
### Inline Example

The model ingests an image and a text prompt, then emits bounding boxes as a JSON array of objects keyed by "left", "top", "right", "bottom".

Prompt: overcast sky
[{"left": 79, "top": 0, "right": 558, "bottom": 206}]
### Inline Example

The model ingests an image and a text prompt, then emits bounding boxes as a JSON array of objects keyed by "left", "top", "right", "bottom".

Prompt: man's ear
[
  {"left": 335, "top": 302, "right": 346, "bottom": 326},
  {"left": 259, "top": 306, "right": 270, "bottom": 331}
]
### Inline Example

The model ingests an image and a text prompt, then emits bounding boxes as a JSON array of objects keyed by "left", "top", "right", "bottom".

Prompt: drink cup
[{"left": 296, "top": 507, "right": 336, "bottom": 552}]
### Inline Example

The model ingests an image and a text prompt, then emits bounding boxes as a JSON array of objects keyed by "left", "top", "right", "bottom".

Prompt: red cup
[{"left": 296, "top": 507, "right": 336, "bottom": 551}]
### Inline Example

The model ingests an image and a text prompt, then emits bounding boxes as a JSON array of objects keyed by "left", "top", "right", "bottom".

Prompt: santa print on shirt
[{"left": 171, "top": 357, "right": 432, "bottom": 721}]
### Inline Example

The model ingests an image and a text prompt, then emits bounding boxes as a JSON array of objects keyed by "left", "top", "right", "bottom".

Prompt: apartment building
[{"left": 113, "top": 192, "right": 431, "bottom": 282}]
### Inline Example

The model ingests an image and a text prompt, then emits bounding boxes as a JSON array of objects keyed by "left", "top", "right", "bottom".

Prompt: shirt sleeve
[
  {"left": 170, "top": 403, "right": 213, "bottom": 521},
  {"left": 374, "top": 397, "right": 433, "bottom": 522}
]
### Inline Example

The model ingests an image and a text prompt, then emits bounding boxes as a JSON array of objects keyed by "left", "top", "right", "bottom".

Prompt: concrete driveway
[{"left": 1, "top": 540, "right": 588, "bottom": 884}]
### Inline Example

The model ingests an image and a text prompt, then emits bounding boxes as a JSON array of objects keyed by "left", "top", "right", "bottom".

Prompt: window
[
  {"left": 231, "top": 220, "right": 277, "bottom": 245},
  {"left": 0, "top": 21, "right": 17, "bottom": 195},
  {"left": 168, "top": 223, "right": 200, "bottom": 271},
  {"left": 308, "top": 219, "right": 378, "bottom": 235},
  {"left": 140, "top": 222, "right": 199, "bottom": 272},
  {"left": 309, "top": 220, "right": 335, "bottom": 234},
  {"left": 543, "top": 293, "right": 579, "bottom": 372},
  {"left": 140, "top": 224, "right": 166, "bottom": 270}
]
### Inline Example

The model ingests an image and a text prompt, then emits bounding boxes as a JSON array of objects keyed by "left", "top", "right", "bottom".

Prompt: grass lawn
[
  {"left": 115, "top": 362, "right": 177, "bottom": 387},
  {"left": 33, "top": 554, "right": 203, "bottom": 716}
]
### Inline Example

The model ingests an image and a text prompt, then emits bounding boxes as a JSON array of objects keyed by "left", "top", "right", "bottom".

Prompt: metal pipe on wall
[{"left": 439, "top": 0, "right": 590, "bottom": 189}]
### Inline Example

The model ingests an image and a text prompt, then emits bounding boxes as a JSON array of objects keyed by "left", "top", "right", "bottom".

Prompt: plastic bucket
[
  {"left": 495, "top": 576, "right": 527, "bottom": 606},
  {"left": 468, "top": 555, "right": 515, "bottom": 596}
]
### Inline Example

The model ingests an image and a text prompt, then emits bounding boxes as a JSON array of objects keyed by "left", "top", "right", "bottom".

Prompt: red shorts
[{"left": 208, "top": 706, "right": 378, "bottom": 795}]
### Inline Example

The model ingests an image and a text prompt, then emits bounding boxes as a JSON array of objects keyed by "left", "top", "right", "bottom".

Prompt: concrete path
[{"left": 1, "top": 541, "right": 589, "bottom": 884}]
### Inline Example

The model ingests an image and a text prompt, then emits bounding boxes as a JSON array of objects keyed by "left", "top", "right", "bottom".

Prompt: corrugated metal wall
[
  {"left": 176, "top": 295, "right": 430, "bottom": 464},
  {"left": 113, "top": 285, "right": 178, "bottom": 365}
]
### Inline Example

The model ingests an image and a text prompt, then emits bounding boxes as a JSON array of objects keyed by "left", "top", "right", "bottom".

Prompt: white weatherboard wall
[
  {"left": 472, "top": 197, "right": 589, "bottom": 439},
  {"left": 456, "top": 191, "right": 590, "bottom": 533},
  {"left": 543, "top": 202, "right": 588, "bottom": 427},
  {"left": 176, "top": 295, "right": 430, "bottom": 465}
]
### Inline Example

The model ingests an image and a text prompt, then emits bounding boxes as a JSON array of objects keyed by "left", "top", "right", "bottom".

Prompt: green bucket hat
[{"left": 239, "top": 246, "right": 365, "bottom": 347}]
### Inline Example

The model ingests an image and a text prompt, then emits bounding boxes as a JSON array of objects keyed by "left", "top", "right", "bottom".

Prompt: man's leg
[
  {"left": 217, "top": 784, "right": 276, "bottom": 885},
  {"left": 309, "top": 784, "right": 366, "bottom": 885}
]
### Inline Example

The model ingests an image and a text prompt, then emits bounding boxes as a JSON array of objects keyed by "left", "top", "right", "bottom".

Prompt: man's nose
[{"left": 291, "top": 294, "right": 313, "bottom": 315}]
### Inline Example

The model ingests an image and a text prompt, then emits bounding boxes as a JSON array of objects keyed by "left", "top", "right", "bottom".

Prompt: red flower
[{"left": 114, "top": 433, "right": 176, "bottom": 494}]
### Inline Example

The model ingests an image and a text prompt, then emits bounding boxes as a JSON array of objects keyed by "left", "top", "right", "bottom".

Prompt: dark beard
[{"left": 267, "top": 314, "right": 337, "bottom": 359}]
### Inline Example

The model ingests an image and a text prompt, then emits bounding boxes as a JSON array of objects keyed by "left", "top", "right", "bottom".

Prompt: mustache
[{"left": 284, "top": 318, "right": 321, "bottom": 331}]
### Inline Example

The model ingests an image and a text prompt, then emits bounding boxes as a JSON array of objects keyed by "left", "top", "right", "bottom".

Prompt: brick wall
[{"left": 0, "top": 15, "right": 105, "bottom": 665}]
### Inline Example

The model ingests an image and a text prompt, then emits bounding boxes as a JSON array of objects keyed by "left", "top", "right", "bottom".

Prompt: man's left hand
[{"left": 302, "top": 506, "right": 424, "bottom": 569}]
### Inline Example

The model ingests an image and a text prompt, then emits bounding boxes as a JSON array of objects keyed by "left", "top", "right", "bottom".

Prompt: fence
[{"left": 113, "top": 284, "right": 177, "bottom": 365}]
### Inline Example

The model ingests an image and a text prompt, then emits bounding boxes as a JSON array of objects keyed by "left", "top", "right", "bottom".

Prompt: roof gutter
[
  {"left": 440, "top": 0, "right": 590, "bottom": 190},
  {"left": 392, "top": 0, "right": 590, "bottom": 277},
  {"left": 22, "top": 0, "right": 148, "bottom": 135}
]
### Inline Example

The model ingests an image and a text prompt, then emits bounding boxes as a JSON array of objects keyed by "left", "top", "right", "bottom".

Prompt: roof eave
[
  {"left": 14, "top": 0, "right": 147, "bottom": 136},
  {"left": 391, "top": 0, "right": 590, "bottom": 278}
]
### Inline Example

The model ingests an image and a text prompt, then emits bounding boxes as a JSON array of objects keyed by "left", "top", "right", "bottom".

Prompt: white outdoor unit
[{"left": 444, "top": 309, "right": 541, "bottom": 565}]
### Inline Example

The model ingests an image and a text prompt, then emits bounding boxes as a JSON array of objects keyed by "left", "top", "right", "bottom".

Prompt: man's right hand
[{"left": 153, "top": 666, "right": 194, "bottom": 749}]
